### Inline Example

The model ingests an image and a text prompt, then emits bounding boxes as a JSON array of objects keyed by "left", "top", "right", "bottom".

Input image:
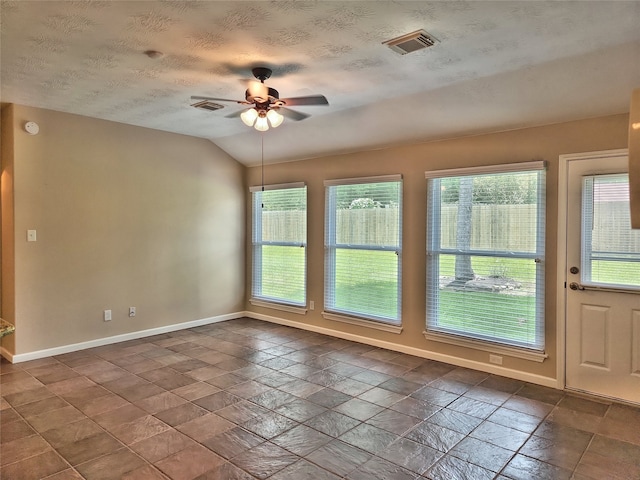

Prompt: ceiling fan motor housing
[
  {"left": 252, "top": 67, "right": 272, "bottom": 82},
  {"left": 245, "top": 86, "right": 280, "bottom": 106}
]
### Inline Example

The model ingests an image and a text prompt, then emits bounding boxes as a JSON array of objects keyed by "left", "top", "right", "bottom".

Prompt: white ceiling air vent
[
  {"left": 383, "top": 29, "right": 438, "bottom": 55},
  {"left": 191, "top": 100, "right": 225, "bottom": 112}
]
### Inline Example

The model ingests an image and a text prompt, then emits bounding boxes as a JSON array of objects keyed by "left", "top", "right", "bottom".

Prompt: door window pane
[{"left": 581, "top": 174, "right": 640, "bottom": 289}]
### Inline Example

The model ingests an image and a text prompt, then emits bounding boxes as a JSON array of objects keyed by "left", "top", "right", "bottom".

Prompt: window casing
[
  {"left": 426, "top": 163, "right": 546, "bottom": 352},
  {"left": 251, "top": 183, "right": 307, "bottom": 308},
  {"left": 324, "top": 175, "right": 402, "bottom": 326}
]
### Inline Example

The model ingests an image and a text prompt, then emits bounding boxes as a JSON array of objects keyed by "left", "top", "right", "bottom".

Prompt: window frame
[
  {"left": 424, "top": 162, "right": 547, "bottom": 359},
  {"left": 323, "top": 175, "right": 403, "bottom": 330},
  {"left": 250, "top": 182, "right": 308, "bottom": 313}
]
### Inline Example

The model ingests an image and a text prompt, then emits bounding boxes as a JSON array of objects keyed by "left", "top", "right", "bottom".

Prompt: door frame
[{"left": 556, "top": 148, "right": 629, "bottom": 391}]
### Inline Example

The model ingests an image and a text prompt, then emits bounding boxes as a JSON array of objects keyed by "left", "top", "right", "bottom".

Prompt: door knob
[{"left": 569, "top": 282, "right": 585, "bottom": 291}]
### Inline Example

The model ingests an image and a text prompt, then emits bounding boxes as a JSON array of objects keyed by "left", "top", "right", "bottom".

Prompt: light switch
[{"left": 27, "top": 230, "right": 37, "bottom": 242}]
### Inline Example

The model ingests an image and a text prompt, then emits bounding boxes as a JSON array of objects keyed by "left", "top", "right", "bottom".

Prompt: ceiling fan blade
[
  {"left": 278, "top": 107, "right": 310, "bottom": 121},
  {"left": 190, "top": 96, "right": 248, "bottom": 104},
  {"left": 280, "top": 95, "right": 329, "bottom": 106}
]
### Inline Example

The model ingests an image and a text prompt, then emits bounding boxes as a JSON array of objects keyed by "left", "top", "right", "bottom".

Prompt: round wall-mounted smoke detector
[{"left": 24, "top": 121, "right": 40, "bottom": 135}]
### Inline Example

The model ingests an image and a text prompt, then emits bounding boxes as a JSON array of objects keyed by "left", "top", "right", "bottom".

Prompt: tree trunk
[{"left": 454, "top": 177, "right": 474, "bottom": 283}]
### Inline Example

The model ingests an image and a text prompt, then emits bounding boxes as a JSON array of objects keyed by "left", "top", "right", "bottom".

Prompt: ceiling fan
[{"left": 191, "top": 67, "right": 329, "bottom": 131}]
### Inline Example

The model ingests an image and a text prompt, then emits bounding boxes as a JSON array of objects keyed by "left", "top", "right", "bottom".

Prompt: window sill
[
  {"left": 423, "top": 330, "right": 547, "bottom": 363},
  {"left": 250, "top": 298, "right": 308, "bottom": 315},
  {"left": 322, "top": 311, "right": 402, "bottom": 334}
]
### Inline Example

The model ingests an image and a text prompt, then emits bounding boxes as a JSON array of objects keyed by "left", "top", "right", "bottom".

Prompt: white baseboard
[
  {"left": 6, "top": 312, "right": 243, "bottom": 364},
  {"left": 245, "top": 311, "right": 558, "bottom": 389},
  {"left": 4, "top": 310, "right": 558, "bottom": 390}
]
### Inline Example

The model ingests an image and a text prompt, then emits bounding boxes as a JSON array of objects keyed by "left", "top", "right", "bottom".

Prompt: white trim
[
  {"left": 246, "top": 311, "right": 557, "bottom": 388},
  {"left": 422, "top": 331, "right": 548, "bottom": 363},
  {"left": 556, "top": 152, "right": 570, "bottom": 389},
  {"left": 5, "top": 312, "right": 242, "bottom": 364},
  {"left": 250, "top": 298, "right": 308, "bottom": 315},
  {"left": 565, "top": 386, "right": 640, "bottom": 408},
  {"left": 556, "top": 148, "right": 629, "bottom": 390},
  {"left": 558, "top": 149, "right": 628, "bottom": 162},
  {"left": 249, "top": 182, "right": 305, "bottom": 193},
  {"left": 322, "top": 311, "right": 403, "bottom": 334},
  {"left": 424, "top": 160, "right": 545, "bottom": 179},
  {"left": 324, "top": 174, "right": 402, "bottom": 187}
]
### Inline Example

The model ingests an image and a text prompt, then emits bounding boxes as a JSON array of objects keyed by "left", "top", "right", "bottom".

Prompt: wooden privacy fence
[
  {"left": 260, "top": 211, "right": 306, "bottom": 243},
  {"left": 592, "top": 201, "right": 640, "bottom": 253},
  {"left": 440, "top": 204, "right": 537, "bottom": 252},
  {"left": 260, "top": 203, "right": 639, "bottom": 252},
  {"left": 336, "top": 209, "right": 400, "bottom": 246}
]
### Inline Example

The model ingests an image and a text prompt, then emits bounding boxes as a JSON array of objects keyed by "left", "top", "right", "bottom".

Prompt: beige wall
[
  {"left": 245, "top": 114, "right": 631, "bottom": 382},
  {"left": 2, "top": 105, "right": 245, "bottom": 356}
]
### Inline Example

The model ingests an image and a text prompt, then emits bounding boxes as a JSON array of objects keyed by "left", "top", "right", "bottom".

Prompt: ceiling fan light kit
[
  {"left": 240, "top": 107, "right": 284, "bottom": 131},
  {"left": 254, "top": 115, "right": 269, "bottom": 132},
  {"left": 240, "top": 108, "right": 258, "bottom": 126},
  {"left": 266, "top": 109, "right": 284, "bottom": 128},
  {"left": 191, "top": 66, "right": 328, "bottom": 132}
]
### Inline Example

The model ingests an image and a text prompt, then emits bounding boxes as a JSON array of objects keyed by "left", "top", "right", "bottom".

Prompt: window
[
  {"left": 581, "top": 173, "right": 640, "bottom": 290},
  {"left": 251, "top": 183, "right": 307, "bottom": 309},
  {"left": 324, "top": 175, "right": 402, "bottom": 327},
  {"left": 426, "top": 163, "right": 546, "bottom": 352}
]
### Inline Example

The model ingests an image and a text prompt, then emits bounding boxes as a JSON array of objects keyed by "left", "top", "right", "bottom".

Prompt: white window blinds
[
  {"left": 426, "top": 163, "right": 546, "bottom": 351},
  {"left": 581, "top": 174, "right": 640, "bottom": 289},
  {"left": 251, "top": 183, "right": 307, "bottom": 306},
  {"left": 324, "top": 176, "right": 402, "bottom": 324}
]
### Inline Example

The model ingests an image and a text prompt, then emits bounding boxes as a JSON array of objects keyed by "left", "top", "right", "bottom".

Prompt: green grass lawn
[
  {"left": 591, "top": 261, "right": 640, "bottom": 286},
  {"left": 333, "top": 249, "right": 398, "bottom": 319},
  {"left": 258, "top": 248, "right": 637, "bottom": 343},
  {"left": 436, "top": 290, "right": 537, "bottom": 344},
  {"left": 259, "top": 246, "right": 306, "bottom": 303},
  {"left": 437, "top": 255, "right": 537, "bottom": 283}
]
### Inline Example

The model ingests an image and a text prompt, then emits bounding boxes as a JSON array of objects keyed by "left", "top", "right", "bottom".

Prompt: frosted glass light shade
[
  {"left": 241, "top": 108, "right": 259, "bottom": 126},
  {"left": 254, "top": 116, "right": 269, "bottom": 131},
  {"left": 267, "top": 109, "right": 284, "bottom": 128}
]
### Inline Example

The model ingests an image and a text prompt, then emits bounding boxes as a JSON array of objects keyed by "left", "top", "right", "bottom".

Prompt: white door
[{"left": 565, "top": 153, "right": 640, "bottom": 404}]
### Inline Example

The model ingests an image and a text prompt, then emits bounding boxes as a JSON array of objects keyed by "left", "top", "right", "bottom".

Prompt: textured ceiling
[{"left": 1, "top": 1, "right": 640, "bottom": 166}]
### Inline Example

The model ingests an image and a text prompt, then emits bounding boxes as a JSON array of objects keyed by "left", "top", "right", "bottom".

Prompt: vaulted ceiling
[{"left": 1, "top": 1, "right": 639, "bottom": 165}]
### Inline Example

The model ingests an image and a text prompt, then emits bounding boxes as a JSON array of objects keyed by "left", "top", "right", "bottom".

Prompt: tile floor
[{"left": 1, "top": 317, "right": 640, "bottom": 480}]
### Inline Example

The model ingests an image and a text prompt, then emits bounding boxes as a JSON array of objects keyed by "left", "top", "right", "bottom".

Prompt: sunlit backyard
[{"left": 258, "top": 243, "right": 638, "bottom": 344}]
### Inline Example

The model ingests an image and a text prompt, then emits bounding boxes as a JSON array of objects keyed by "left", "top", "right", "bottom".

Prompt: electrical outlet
[
  {"left": 103, "top": 309, "right": 112, "bottom": 322},
  {"left": 309, "top": 300, "right": 315, "bottom": 310},
  {"left": 489, "top": 354, "right": 503, "bottom": 365},
  {"left": 129, "top": 307, "right": 136, "bottom": 317}
]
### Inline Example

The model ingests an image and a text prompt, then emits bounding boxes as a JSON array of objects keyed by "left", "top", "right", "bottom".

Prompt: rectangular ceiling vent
[
  {"left": 191, "top": 100, "right": 225, "bottom": 112},
  {"left": 383, "top": 29, "right": 438, "bottom": 55}
]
